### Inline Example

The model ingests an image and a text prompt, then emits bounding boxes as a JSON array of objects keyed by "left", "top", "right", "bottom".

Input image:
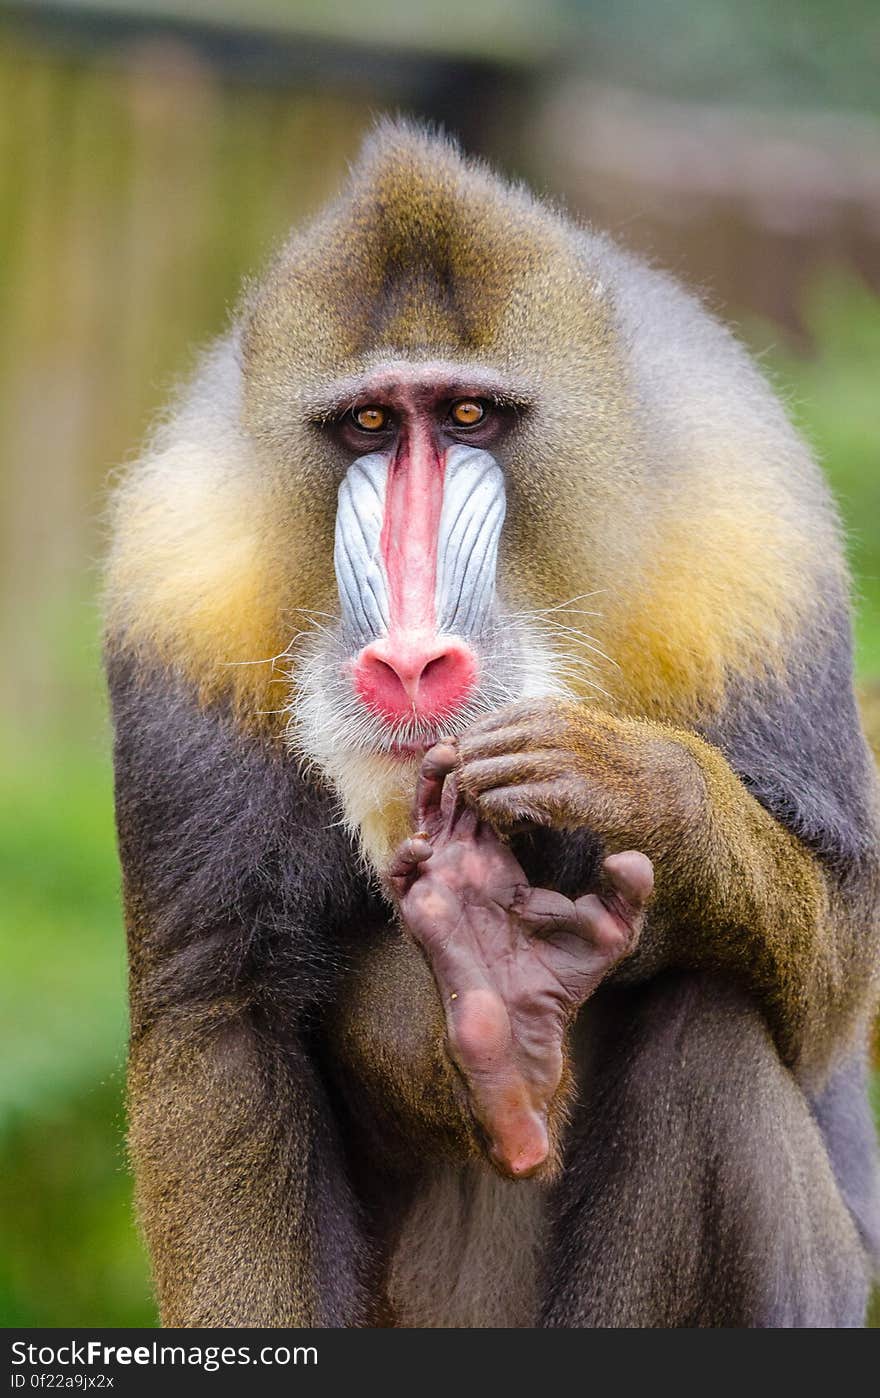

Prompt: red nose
[{"left": 352, "top": 635, "right": 477, "bottom": 724}]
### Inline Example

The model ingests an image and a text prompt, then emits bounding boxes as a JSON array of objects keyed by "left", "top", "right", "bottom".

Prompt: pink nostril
[{"left": 353, "top": 636, "right": 477, "bottom": 723}]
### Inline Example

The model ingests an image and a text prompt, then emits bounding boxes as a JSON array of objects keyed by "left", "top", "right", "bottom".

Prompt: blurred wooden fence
[
  {"left": 534, "top": 80, "right": 880, "bottom": 338},
  {"left": 1, "top": 24, "right": 878, "bottom": 738},
  {"left": 0, "top": 31, "right": 373, "bottom": 731}
]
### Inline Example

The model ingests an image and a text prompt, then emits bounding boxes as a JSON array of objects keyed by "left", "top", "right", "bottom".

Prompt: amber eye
[
  {"left": 353, "top": 405, "right": 388, "bottom": 432},
  {"left": 450, "top": 399, "right": 486, "bottom": 427}
]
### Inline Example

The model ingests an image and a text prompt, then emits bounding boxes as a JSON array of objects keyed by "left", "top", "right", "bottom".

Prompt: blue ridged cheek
[
  {"left": 434, "top": 445, "right": 506, "bottom": 637},
  {"left": 333, "top": 444, "right": 506, "bottom": 646},
  {"left": 334, "top": 451, "right": 391, "bottom": 647}
]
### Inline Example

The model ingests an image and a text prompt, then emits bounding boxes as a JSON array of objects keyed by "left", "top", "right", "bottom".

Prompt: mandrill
[{"left": 105, "top": 121, "right": 880, "bottom": 1327}]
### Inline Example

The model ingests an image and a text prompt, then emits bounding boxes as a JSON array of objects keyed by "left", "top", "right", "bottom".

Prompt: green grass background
[{"left": 1, "top": 276, "right": 878, "bottom": 1328}]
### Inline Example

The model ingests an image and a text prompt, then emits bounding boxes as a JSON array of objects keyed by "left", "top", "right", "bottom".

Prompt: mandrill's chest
[
  {"left": 383, "top": 1163, "right": 548, "bottom": 1328},
  {"left": 320, "top": 915, "right": 550, "bottom": 1329}
]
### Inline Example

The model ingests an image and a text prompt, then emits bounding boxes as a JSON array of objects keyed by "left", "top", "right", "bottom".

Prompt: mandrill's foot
[{"left": 386, "top": 743, "right": 653, "bottom": 1179}]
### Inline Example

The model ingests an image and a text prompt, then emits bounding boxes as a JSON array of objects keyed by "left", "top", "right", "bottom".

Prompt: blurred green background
[{"left": 1, "top": 0, "right": 878, "bottom": 1327}]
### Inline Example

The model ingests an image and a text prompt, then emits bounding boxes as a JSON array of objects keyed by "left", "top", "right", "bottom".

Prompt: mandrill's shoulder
[
  {"left": 584, "top": 230, "right": 838, "bottom": 520},
  {"left": 574, "top": 238, "right": 852, "bottom": 735}
]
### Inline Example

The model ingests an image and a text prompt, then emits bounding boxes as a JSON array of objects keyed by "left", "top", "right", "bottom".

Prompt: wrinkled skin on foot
[{"left": 387, "top": 742, "right": 653, "bottom": 1179}]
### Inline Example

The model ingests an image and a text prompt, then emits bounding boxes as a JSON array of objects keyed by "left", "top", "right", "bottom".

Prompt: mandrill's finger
[
  {"left": 515, "top": 885, "right": 586, "bottom": 933},
  {"left": 413, "top": 742, "right": 458, "bottom": 833},
  {"left": 385, "top": 836, "right": 433, "bottom": 896},
  {"left": 461, "top": 700, "right": 551, "bottom": 741},
  {"left": 458, "top": 723, "right": 555, "bottom": 763},
  {"left": 457, "top": 750, "right": 560, "bottom": 798},
  {"left": 601, "top": 850, "right": 655, "bottom": 920},
  {"left": 562, "top": 851, "right": 654, "bottom": 957}
]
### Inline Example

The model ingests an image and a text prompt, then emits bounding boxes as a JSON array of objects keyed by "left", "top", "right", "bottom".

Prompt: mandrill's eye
[
  {"left": 353, "top": 405, "right": 388, "bottom": 432},
  {"left": 450, "top": 399, "right": 486, "bottom": 428}
]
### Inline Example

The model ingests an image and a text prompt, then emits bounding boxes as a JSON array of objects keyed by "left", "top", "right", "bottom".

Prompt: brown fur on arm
[{"left": 128, "top": 1000, "right": 370, "bottom": 1327}]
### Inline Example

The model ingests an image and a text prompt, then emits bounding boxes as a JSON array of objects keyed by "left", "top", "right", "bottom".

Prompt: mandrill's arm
[
  {"left": 110, "top": 659, "right": 376, "bottom": 1327},
  {"left": 127, "top": 1003, "right": 366, "bottom": 1327},
  {"left": 454, "top": 699, "right": 880, "bottom": 1077}
]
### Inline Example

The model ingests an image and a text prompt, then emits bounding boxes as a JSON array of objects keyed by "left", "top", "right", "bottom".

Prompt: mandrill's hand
[
  {"left": 386, "top": 742, "right": 652, "bottom": 1179},
  {"left": 455, "top": 699, "right": 705, "bottom": 848}
]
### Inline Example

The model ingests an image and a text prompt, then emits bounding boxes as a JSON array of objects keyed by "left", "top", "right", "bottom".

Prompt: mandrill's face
[
  {"left": 234, "top": 133, "right": 641, "bottom": 864},
  {"left": 307, "top": 364, "right": 570, "bottom": 753},
  {"left": 283, "top": 360, "right": 575, "bottom": 862}
]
